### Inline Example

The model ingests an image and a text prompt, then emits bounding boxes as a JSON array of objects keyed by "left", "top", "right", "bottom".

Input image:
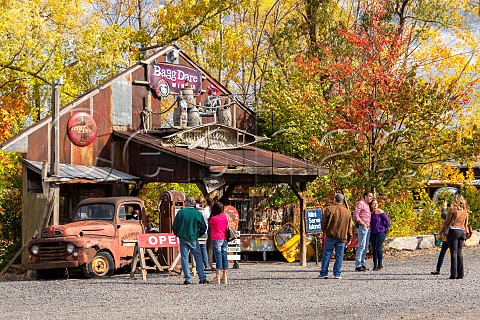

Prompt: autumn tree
[{"left": 258, "top": 0, "right": 480, "bottom": 198}]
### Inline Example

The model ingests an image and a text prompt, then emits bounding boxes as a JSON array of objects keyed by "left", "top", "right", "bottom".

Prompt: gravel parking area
[{"left": 1, "top": 246, "right": 479, "bottom": 320}]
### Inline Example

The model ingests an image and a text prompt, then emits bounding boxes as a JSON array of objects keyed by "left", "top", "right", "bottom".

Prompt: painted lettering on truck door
[{"left": 117, "top": 203, "right": 144, "bottom": 257}]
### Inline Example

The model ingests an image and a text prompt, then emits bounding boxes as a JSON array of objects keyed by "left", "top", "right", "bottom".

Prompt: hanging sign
[
  {"left": 305, "top": 208, "right": 322, "bottom": 233},
  {"left": 203, "top": 176, "right": 225, "bottom": 193},
  {"left": 67, "top": 112, "right": 97, "bottom": 147},
  {"left": 149, "top": 63, "right": 202, "bottom": 97}
]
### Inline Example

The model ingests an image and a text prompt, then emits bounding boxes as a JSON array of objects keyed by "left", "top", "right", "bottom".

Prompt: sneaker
[
  {"left": 334, "top": 276, "right": 342, "bottom": 279},
  {"left": 183, "top": 280, "right": 191, "bottom": 285},
  {"left": 355, "top": 266, "right": 367, "bottom": 272},
  {"left": 431, "top": 271, "right": 440, "bottom": 275},
  {"left": 318, "top": 275, "right": 328, "bottom": 279},
  {"left": 199, "top": 279, "right": 210, "bottom": 284}
]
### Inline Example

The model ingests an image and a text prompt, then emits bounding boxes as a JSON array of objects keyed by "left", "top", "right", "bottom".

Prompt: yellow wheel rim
[{"left": 91, "top": 255, "right": 109, "bottom": 275}]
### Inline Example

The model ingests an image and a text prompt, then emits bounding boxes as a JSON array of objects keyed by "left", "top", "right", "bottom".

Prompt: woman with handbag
[
  {"left": 369, "top": 199, "right": 390, "bottom": 271},
  {"left": 208, "top": 202, "right": 229, "bottom": 284},
  {"left": 439, "top": 194, "right": 470, "bottom": 279}
]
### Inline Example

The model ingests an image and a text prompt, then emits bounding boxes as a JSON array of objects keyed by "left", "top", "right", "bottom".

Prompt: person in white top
[{"left": 198, "top": 198, "right": 212, "bottom": 270}]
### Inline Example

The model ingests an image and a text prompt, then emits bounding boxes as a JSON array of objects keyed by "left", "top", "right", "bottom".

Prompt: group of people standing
[
  {"left": 320, "top": 191, "right": 471, "bottom": 280},
  {"left": 320, "top": 191, "right": 390, "bottom": 279},
  {"left": 172, "top": 191, "right": 470, "bottom": 284},
  {"left": 172, "top": 195, "right": 230, "bottom": 285}
]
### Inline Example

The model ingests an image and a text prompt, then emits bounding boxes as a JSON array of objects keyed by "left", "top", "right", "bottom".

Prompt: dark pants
[
  {"left": 435, "top": 241, "right": 449, "bottom": 272},
  {"left": 447, "top": 229, "right": 465, "bottom": 278},
  {"left": 370, "top": 232, "right": 386, "bottom": 268}
]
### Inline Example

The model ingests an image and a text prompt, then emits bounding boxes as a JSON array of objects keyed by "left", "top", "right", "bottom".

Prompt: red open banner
[{"left": 137, "top": 233, "right": 180, "bottom": 248}]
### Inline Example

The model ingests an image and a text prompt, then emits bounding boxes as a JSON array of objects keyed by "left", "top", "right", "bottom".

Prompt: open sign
[{"left": 137, "top": 233, "right": 180, "bottom": 248}]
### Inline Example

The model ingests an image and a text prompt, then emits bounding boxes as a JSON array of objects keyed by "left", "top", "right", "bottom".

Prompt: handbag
[
  {"left": 465, "top": 214, "right": 473, "bottom": 240},
  {"left": 466, "top": 224, "right": 472, "bottom": 240},
  {"left": 226, "top": 226, "right": 237, "bottom": 241}
]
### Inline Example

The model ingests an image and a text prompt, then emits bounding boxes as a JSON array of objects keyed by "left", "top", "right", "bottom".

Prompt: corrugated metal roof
[
  {"left": 113, "top": 131, "right": 328, "bottom": 177},
  {"left": 20, "top": 159, "right": 139, "bottom": 184}
]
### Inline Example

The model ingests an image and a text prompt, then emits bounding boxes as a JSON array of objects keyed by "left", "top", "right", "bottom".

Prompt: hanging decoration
[
  {"left": 155, "top": 79, "right": 171, "bottom": 98},
  {"left": 207, "top": 85, "right": 219, "bottom": 96},
  {"left": 67, "top": 112, "right": 97, "bottom": 147}
]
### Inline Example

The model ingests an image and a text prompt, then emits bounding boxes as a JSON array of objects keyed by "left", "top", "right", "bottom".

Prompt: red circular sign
[{"left": 67, "top": 112, "right": 97, "bottom": 147}]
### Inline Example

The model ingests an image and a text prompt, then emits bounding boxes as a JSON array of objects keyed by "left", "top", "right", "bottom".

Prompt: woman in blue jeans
[
  {"left": 432, "top": 201, "right": 449, "bottom": 275},
  {"left": 208, "top": 201, "right": 229, "bottom": 284},
  {"left": 370, "top": 199, "right": 390, "bottom": 271}
]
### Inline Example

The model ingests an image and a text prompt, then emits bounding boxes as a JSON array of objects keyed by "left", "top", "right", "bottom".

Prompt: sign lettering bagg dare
[
  {"left": 305, "top": 208, "right": 322, "bottom": 233},
  {"left": 137, "top": 233, "right": 180, "bottom": 248},
  {"left": 149, "top": 63, "right": 202, "bottom": 96}
]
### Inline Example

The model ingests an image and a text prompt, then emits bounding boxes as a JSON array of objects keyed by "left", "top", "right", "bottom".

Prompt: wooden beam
[
  {"left": 219, "top": 183, "right": 238, "bottom": 203},
  {"left": 289, "top": 182, "right": 308, "bottom": 267},
  {"left": 209, "top": 166, "right": 328, "bottom": 176},
  {"left": 0, "top": 231, "right": 38, "bottom": 277}
]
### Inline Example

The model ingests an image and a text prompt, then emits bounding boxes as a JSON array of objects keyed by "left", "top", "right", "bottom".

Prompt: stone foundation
[{"left": 384, "top": 231, "right": 479, "bottom": 251}]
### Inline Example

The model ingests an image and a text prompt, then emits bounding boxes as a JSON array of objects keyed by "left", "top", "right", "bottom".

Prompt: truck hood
[{"left": 42, "top": 221, "right": 115, "bottom": 238}]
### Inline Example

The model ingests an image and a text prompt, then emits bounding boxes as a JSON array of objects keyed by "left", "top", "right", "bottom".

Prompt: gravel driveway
[{"left": 1, "top": 246, "right": 479, "bottom": 320}]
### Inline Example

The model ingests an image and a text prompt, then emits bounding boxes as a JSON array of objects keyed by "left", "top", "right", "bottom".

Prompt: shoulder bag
[{"left": 465, "top": 215, "right": 473, "bottom": 240}]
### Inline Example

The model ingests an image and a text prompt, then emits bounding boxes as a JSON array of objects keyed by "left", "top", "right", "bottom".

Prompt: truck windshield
[{"left": 74, "top": 204, "right": 115, "bottom": 221}]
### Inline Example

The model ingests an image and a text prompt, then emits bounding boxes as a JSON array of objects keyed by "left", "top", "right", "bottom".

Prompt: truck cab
[{"left": 25, "top": 196, "right": 149, "bottom": 278}]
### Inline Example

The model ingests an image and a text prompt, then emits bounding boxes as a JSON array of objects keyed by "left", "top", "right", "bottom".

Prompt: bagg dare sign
[
  {"left": 137, "top": 233, "right": 180, "bottom": 248},
  {"left": 149, "top": 63, "right": 202, "bottom": 96}
]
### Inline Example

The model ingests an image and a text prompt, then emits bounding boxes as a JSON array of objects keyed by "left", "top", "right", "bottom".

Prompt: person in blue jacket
[
  {"left": 370, "top": 199, "right": 391, "bottom": 271},
  {"left": 432, "top": 201, "right": 449, "bottom": 275}
]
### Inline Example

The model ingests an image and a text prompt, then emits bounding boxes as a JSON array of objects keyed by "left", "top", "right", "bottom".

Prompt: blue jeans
[
  {"left": 213, "top": 240, "right": 228, "bottom": 270},
  {"left": 199, "top": 233, "right": 210, "bottom": 268},
  {"left": 370, "top": 232, "right": 386, "bottom": 268},
  {"left": 435, "top": 241, "right": 449, "bottom": 272},
  {"left": 179, "top": 239, "right": 207, "bottom": 282},
  {"left": 320, "top": 236, "right": 345, "bottom": 277},
  {"left": 355, "top": 226, "right": 370, "bottom": 268}
]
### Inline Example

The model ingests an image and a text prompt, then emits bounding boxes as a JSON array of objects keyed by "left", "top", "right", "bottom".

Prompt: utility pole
[{"left": 50, "top": 78, "right": 63, "bottom": 225}]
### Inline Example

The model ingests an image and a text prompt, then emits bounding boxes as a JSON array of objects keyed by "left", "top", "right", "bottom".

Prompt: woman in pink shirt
[{"left": 208, "top": 202, "right": 229, "bottom": 284}]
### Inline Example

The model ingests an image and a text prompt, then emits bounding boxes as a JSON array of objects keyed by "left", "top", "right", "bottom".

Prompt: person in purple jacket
[{"left": 370, "top": 199, "right": 391, "bottom": 271}]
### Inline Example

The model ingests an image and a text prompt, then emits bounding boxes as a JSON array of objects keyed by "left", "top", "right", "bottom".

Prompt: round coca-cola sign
[{"left": 67, "top": 112, "right": 97, "bottom": 147}]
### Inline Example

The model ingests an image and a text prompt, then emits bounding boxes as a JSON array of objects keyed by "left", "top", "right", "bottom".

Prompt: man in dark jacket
[
  {"left": 319, "top": 193, "right": 354, "bottom": 279},
  {"left": 172, "top": 195, "right": 208, "bottom": 284}
]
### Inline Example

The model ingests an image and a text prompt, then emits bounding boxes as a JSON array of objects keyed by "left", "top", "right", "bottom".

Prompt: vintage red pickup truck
[{"left": 25, "top": 196, "right": 150, "bottom": 278}]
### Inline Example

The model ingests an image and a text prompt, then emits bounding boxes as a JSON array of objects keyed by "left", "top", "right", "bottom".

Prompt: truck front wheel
[{"left": 84, "top": 252, "right": 114, "bottom": 278}]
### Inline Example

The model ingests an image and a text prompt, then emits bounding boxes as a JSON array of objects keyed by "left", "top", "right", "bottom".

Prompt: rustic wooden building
[{"left": 1, "top": 45, "right": 327, "bottom": 265}]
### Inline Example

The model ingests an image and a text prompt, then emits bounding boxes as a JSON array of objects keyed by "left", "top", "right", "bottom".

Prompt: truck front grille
[
  {"left": 37, "top": 243, "right": 67, "bottom": 261},
  {"left": 41, "top": 230, "right": 63, "bottom": 237}
]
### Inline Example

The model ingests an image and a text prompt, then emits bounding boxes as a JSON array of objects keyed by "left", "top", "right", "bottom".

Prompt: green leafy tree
[{"left": 259, "top": 0, "right": 480, "bottom": 201}]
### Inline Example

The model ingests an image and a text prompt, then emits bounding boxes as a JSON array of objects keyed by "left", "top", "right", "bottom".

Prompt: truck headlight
[
  {"left": 66, "top": 243, "right": 76, "bottom": 254},
  {"left": 31, "top": 245, "right": 40, "bottom": 256}
]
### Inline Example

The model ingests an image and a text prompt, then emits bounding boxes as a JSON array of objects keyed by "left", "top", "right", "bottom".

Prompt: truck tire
[{"left": 84, "top": 251, "right": 114, "bottom": 278}]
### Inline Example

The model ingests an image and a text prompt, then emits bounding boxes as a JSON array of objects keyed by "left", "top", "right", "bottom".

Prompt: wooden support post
[
  {"left": 129, "top": 243, "right": 140, "bottom": 279},
  {"left": 139, "top": 247, "right": 147, "bottom": 280},
  {"left": 146, "top": 249, "right": 164, "bottom": 271},
  {"left": 168, "top": 253, "right": 181, "bottom": 272},
  {"left": 289, "top": 182, "right": 308, "bottom": 267},
  {"left": 0, "top": 231, "right": 38, "bottom": 277}
]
